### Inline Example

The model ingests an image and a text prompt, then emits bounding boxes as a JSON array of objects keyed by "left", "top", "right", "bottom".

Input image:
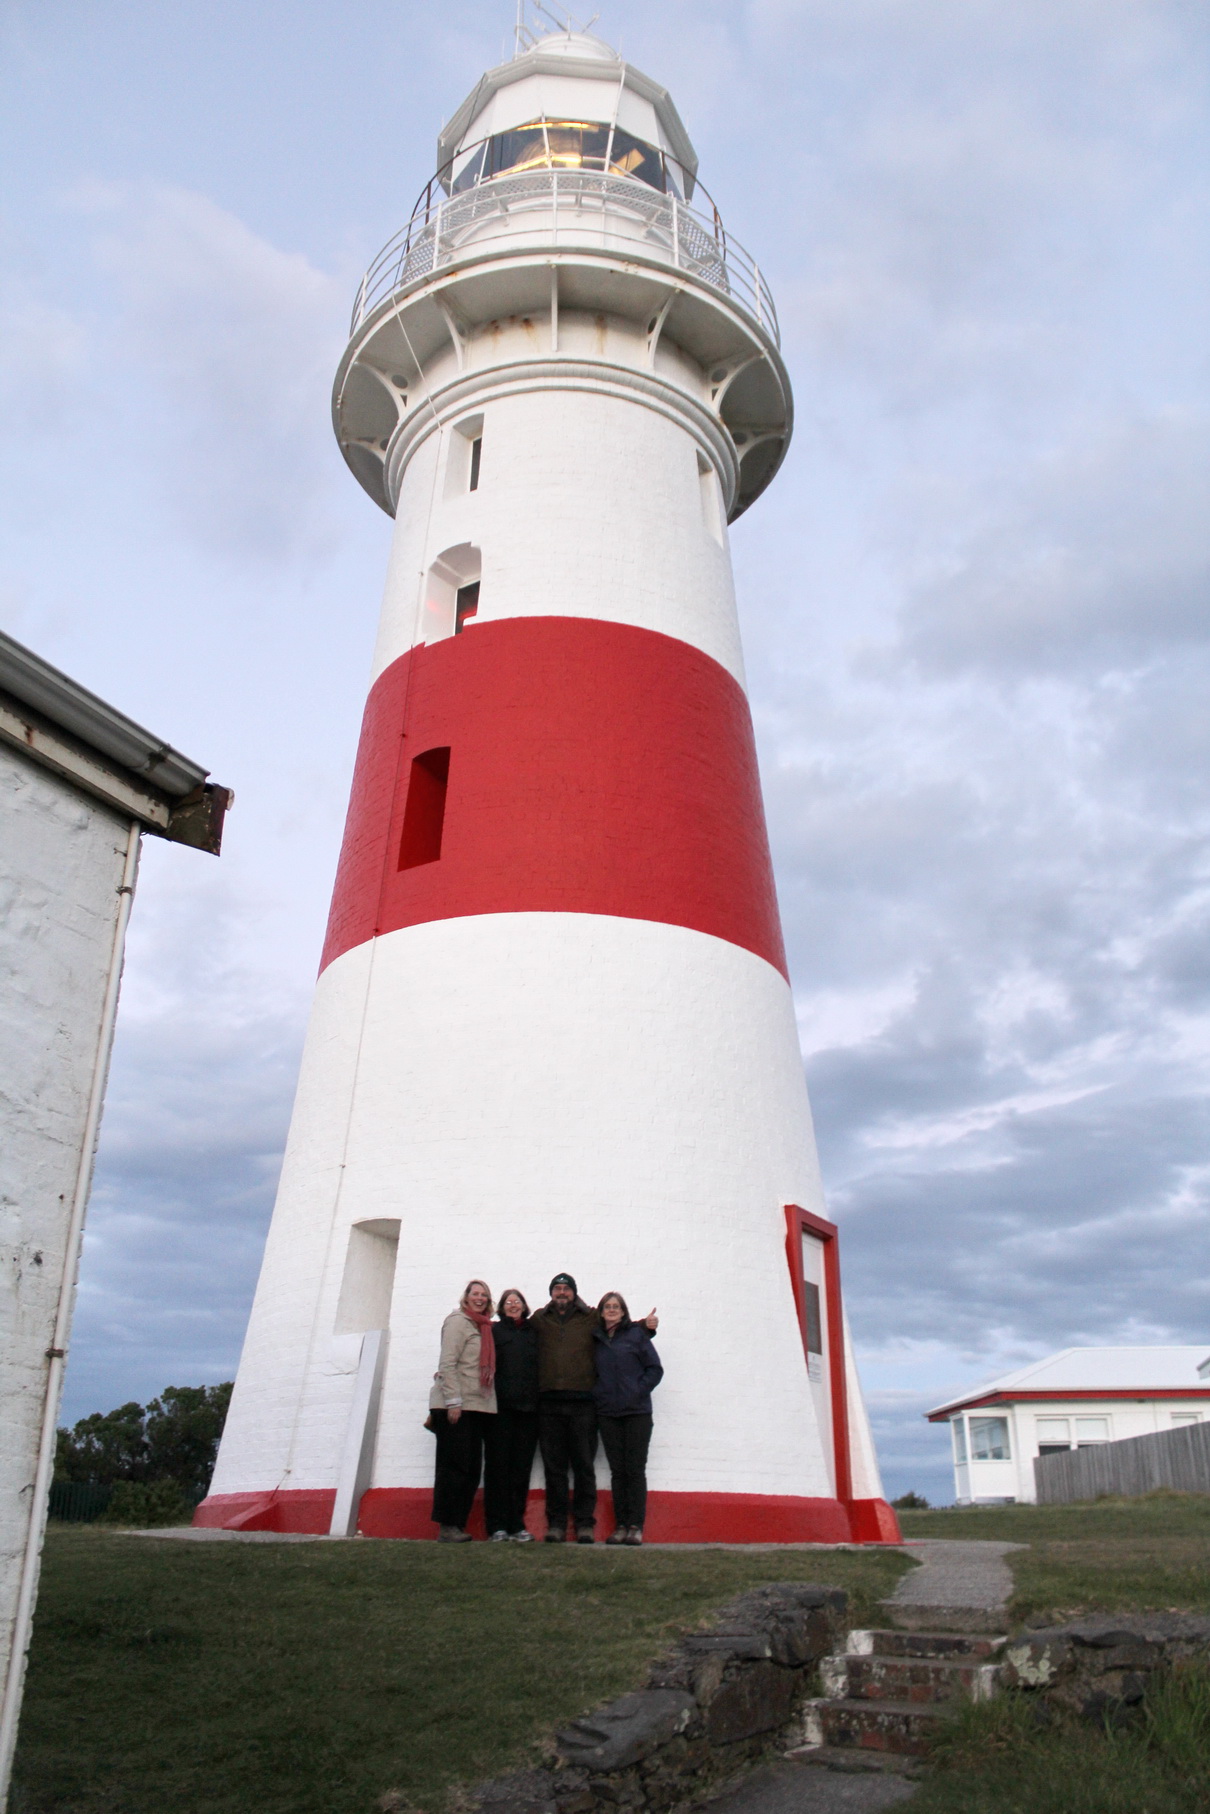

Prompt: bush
[
  {"left": 97, "top": 1479, "right": 192, "bottom": 1528},
  {"left": 892, "top": 1491, "right": 931, "bottom": 1509},
  {"left": 55, "top": 1382, "right": 232, "bottom": 1502}
]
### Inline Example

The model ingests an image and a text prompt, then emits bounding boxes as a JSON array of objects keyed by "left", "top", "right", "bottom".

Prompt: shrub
[
  {"left": 892, "top": 1491, "right": 931, "bottom": 1509},
  {"left": 97, "top": 1479, "right": 192, "bottom": 1528},
  {"left": 55, "top": 1383, "right": 232, "bottom": 1502}
]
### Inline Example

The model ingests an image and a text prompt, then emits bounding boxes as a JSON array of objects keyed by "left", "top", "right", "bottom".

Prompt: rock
[
  {"left": 473, "top": 1769, "right": 559, "bottom": 1814},
  {"left": 1002, "top": 1615, "right": 1210, "bottom": 1720},
  {"left": 705, "top": 1661, "right": 796, "bottom": 1745},
  {"left": 556, "top": 1690, "right": 696, "bottom": 1772}
]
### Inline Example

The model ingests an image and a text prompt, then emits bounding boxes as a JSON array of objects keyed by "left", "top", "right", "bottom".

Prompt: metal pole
[{"left": 0, "top": 820, "right": 142, "bottom": 1810}]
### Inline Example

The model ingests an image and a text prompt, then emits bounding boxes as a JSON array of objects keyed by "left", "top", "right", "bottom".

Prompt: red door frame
[{"left": 784, "top": 1204, "right": 852, "bottom": 1503}]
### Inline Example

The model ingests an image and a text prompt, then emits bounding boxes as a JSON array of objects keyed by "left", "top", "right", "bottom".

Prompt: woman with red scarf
[{"left": 429, "top": 1279, "right": 497, "bottom": 1542}]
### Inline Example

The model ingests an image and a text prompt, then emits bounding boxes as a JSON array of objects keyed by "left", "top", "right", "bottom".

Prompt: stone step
[
  {"left": 801, "top": 1696, "right": 949, "bottom": 1758},
  {"left": 786, "top": 1743, "right": 924, "bottom": 1778},
  {"left": 822, "top": 1653, "right": 996, "bottom": 1705},
  {"left": 883, "top": 1601, "right": 1006, "bottom": 1634},
  {"left": 846, "top": 1627, "right": 1006, "bottom": 1661}
]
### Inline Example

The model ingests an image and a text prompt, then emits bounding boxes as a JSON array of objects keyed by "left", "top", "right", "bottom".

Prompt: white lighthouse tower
[{"left": 199, "top": 25, "right": 898, "bottom": 1544}]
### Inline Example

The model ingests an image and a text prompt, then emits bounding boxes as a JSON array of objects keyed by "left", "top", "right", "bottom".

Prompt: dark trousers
[
  {"left": 599, "top": 1413, "right": 653, "bottom": 1530},
  {"left": 431, "top": 1409, "right": 490, "bottom": 1529},
  {"left": 538, "top": 1399, "right": 598, "bottom": 1531},
  {"left": 483, "top": 1407, "right": 540, "bottom": 1534}
]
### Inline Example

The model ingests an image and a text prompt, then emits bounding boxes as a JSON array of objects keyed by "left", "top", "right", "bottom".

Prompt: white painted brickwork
[
  {"left": 213, "top": 913, "right": 856, "bottom": 1502},
  {"left": 373, "top": 377, "right": 743, "bottom": 686},
  {"left": 0, "top": 750, "right": 128, "bottom": 1695}
]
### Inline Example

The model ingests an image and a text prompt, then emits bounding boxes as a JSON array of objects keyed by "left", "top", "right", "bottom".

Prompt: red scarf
[{"left": 464, "top": 1309, "right": 496, "bottom": 1392}]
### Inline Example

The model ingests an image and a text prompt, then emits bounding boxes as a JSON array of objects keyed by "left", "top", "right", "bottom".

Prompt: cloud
[
  {"left": 64, "top": 866, "right": 311, "bottom": 1424},
  {"left": 901, "top": 414, "right": 1210, "bottom": 675},
  {"left": 75, "top": 181, "right": 351, "bottom": 560}
]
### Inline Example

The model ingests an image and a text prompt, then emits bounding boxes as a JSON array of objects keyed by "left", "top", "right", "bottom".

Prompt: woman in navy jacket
[{"left": 593, "top": 1291, "right": 663, "bottom": 1546}]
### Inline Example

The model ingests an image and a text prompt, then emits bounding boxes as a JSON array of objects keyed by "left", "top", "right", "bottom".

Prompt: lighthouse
[{"left": 199, "top": 26, "right": 898, "bottom": 1544}]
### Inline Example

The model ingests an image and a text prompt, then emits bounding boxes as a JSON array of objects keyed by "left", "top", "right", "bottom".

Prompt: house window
[
  {"left": 398, "top": 747, "right": 450, "bottom": 869},
  {"left": 1075, "top": 1417, "right": 1110, "bottom": 1446},
  {"left": 1036, "top": 1417, "right": 1071, "bottom": 1456},
  {"left": 1171, "top": 1412, "right": 1200, "bottom": 1426},
  {"left": 969, "top": 1416, "right": 1010, "bottom": 1461},
  {"left": 455, "top": 582, "right": 480, "bottom": 634},
  {"left": 469, "top": 436, "right": 482, "bottom": 491},
  {"left": 952, "top": 1419, "right": 968, "bottom": 1464}
]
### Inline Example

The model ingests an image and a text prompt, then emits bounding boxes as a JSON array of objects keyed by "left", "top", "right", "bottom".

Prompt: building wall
[
  {"left": 0, "top": 748, "right": 131, "bottom": 1710},
  {"left": 948, "top": 1395, "right": 1210, "bottom": 1503}
]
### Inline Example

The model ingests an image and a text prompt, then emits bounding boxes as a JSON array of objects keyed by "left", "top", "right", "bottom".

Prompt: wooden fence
[{"left": 1034, "top": 1419, "right": 1210, "bottom": 1503}]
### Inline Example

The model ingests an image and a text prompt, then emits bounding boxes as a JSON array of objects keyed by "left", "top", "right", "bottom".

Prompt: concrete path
[
  {"left": 884, "top": 1538, "right": 1022, "bottom": 1629},
  {"left": 698, "top": 1758, "right": 916, "bottom": 1812},
  {"left": 124, "top": 1527, "right": 337, "bottom": 1542}
]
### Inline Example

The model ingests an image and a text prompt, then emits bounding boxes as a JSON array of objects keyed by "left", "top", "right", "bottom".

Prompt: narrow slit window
[
  {"left": 468, "top": 436, "right": 482, "bottom": 491},
  {"left": 803, "top": 1282, "right": 822, "bottom": 1357},
  {"left": 398, "top": 746, "right": 450, "bottom": 870},
  {"left": 455, "top": 582, "right": 480, "bottom": 634}
]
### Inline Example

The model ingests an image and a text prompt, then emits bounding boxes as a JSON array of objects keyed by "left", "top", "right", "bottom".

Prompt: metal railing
[{"left": 350, "top": 168, "right": 779, "bottom": 347}]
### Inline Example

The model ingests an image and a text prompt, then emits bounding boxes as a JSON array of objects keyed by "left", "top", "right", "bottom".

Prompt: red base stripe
[
  {"left": 194, "top": 1489, "right": 900, "bottom": 1544},
  {"left": 192, "top": 1489, "right": 337, "bottom": 1534},
  {"left": 321, "top": 617, "right": 787, "bottom": 978}
]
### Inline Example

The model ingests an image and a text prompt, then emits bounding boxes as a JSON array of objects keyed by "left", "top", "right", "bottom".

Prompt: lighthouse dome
[{"left": 530, "top": 30, "right": 618, "bottom": 60}]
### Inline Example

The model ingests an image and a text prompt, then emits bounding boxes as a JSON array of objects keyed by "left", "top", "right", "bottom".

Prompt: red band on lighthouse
[{"left": 321, "top": 615, "right": 789, "bottom": 978}]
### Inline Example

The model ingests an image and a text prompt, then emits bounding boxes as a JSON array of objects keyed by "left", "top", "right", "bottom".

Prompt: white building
[
  {"left": 928, "top": 1347, "right": 1210, "bottom": 1505},
  {"left": 0, "top": 629, "right": 228, "bottom": 1800}
]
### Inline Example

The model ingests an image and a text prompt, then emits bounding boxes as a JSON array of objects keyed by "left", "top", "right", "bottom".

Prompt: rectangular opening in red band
[{"left": 398, "top": 747, "right": 450, "bottom": 870}]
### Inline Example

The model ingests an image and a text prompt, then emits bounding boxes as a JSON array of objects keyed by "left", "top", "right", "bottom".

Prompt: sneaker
[
  {"left": 605, "top": 1527, "right": 628, "bottom": 1546},
  {"left": 511, "top": 1529, "right": 535, "bottom": 1543},
  {"left": 489, "top": 1529, "right": 510, "bottom": 1542},
  {"left": 623, "top": 1527, "right": 643, "bottom": 1546},
  {"left": 437, "top": 1525, "right": 472, "bottom": 1543},
  {"left": 575, "top": 1526, "right": 596, "bottom": 1545},
  {"left": 544, "top": 1528, "right": 566, "bottom": 1543}
]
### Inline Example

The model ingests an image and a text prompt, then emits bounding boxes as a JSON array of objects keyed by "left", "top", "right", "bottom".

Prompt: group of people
[{"left": 427, "top": 1271, "right": 663, "bottom": 1545}]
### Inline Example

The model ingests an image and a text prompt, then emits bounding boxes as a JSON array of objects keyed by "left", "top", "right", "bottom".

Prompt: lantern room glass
[{"left": 450, "top": 118, "right": 687, "bottom": 199}]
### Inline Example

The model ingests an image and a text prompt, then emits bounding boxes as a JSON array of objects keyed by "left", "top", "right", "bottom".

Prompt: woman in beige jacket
[{"left": 429, "top": 1280, "right": 498, "bottom": 1541}]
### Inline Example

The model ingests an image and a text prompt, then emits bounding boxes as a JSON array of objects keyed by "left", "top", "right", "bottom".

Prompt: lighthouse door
[
  {"left": 799, "top": 1231, "right": 834, "bottom": 1491},
  {"left": 785, "top": 1205, "right": 853, "bottom": 1502}
]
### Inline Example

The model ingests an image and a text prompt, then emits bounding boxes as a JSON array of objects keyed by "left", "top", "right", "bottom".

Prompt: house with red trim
[{"left": 927, "top": 1347, "right": 1210, "bottom": 1504}]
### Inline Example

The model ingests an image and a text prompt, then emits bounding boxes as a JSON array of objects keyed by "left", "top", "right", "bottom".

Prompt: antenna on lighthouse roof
[{"left": 514, "top": 0, "right": 601, "bottom": 55}]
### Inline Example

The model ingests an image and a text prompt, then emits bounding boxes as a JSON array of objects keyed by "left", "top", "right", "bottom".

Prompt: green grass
[
  {"left": 12, "top": 1528, "right": 911, "bottom": 1814},
  {"left": 899, "top": 1494, "right": 1210, "bottom": 1624},
  {"left": 910, "top": 1665, "right": 1210, "bottom": 1814}
]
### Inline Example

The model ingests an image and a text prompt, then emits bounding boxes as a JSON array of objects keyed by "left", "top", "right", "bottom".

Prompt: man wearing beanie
[{"left": 532, "top": 1274, "right": 656, "bottom": 1543}]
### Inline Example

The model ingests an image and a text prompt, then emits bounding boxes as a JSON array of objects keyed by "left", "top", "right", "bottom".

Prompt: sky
[{"left": 3, "top": 0, "right": 1207, "bottom": 1504}]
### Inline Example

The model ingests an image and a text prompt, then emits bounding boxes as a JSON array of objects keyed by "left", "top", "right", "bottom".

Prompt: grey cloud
[
  {"left": 78, "top": 182, "right": 351, "bottom": 560},
  {"left": 900, "top": 415, "right": 1210, "bottom": 675}
]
